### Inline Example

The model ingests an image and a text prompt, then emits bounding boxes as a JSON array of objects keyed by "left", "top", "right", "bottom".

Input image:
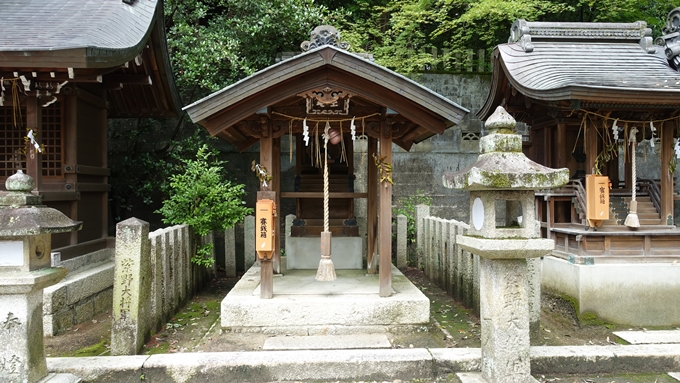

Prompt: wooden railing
[{"left": 638, "top": 178, "right": 661, "bottom": 214}]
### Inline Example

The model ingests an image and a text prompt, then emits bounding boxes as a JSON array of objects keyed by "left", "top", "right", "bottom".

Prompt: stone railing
[
  {"left": 414, "top": 205, "right": 480, "bottom": 315},
  {"left": 110, "top": 218, "right": 212, "bottom": 355}
]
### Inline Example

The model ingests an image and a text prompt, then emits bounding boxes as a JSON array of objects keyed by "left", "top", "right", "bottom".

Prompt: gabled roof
[
  {"left": 0, "top": 0, "right": 181, "bottom": 118},
  {"left": 184, "top": 44, "right": 468, "bottom": 151},
  {"left": 480, "top": 19, "right": 680, "bottom": 119}
]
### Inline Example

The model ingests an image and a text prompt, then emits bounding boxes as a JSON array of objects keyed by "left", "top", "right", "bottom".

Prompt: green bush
[{"left": 157, "top": 144, "right": 252, "bottom": 266}]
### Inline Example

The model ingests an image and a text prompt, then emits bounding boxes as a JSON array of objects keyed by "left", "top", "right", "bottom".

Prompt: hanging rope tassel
[
  {"left": 625, "top": 127, "right": 640, "bottom": 229},
  {"left": 316, "top": 121, "right": 337, "bottom": 281}
]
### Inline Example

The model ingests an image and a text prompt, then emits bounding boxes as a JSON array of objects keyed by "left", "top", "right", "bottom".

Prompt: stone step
[
  {"left": 262, "top": 334, "right": 392, "bottom": 350},
  {"left": 613, "top": 330, "right": 680, "bottom": 345}
]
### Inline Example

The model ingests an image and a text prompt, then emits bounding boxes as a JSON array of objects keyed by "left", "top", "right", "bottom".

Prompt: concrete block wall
[{"left": 43, "top": 249, "right": 115, "bottom": 336}]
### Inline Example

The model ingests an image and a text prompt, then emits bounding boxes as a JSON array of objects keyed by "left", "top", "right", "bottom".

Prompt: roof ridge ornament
[
  {"left": 301, "top": 25, "right": 350, "bottom": 52},
  {"left": 656, "top": 7, "right": 680, "bottom": 71},
  {"left": 509, "top": 19, "right": 655, "bottom": 54}
]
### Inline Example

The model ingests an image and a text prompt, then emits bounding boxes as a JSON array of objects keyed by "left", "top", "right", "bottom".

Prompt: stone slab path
[
  {"left": 669, "top": 372, "right": 680, "bottom": 381},
  {"left": 262, "top": 334, "right": 391, "bottom": 350},
  {"left": 613, "top": 330, "right": 680, "bottom": 345}
]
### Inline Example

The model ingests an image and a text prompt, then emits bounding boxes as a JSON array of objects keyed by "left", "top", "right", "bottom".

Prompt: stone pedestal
[
  {"left": 479, "top": 258, "right": 534, "bottom": 383},
  {"left": 0, "top": 269, "right": 64, "bottom": 382}
]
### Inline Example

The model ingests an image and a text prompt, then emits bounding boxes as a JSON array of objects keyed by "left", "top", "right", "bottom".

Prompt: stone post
[
  {"left": 443, "top": 106, "right": 569, "bottom": 383},
  {"left": 111, "top": 218, "right": 151, "bottom": 356},
  {"left": 0, "top": 171, "right": 81, "bottom": 383},
  {"left": 224, "top": 227, "right": 236, "bottom": 277},
  {"left": 414, "top": 204, "right": 430, "bottom": 269},
  {"left": 396, "top": 214, "right": 407, "bottom": 268},
  {"left": 244, "top": 215, "right": 255, "bottom": 269}
]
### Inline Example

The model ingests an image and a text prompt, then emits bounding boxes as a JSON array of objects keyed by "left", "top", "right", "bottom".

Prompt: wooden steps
[{"left": 605, "top": 195, "right": 661, "bottom": 226}]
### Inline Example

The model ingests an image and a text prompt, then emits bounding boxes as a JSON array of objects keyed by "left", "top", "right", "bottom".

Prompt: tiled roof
[
  {"left": 0, "top": 0, "right": 158, "bottom": 67},
  {"left": 498, "top": 42, "right": 680, "bottom": 101}
]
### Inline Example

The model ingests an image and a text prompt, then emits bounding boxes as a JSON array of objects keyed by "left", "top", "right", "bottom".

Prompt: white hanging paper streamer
[
  {"left": 56, "top": 81, "right": 68, "bottom": 94},
  {"left": 649, "top": 121, "right": 656, "bottom": 148},
  {"left": 350, "top": 116, "right": 356, "bottom": 141},
  {"left": 629, "top": 127, "right": 638, "bottom": 143},
  {"left": 255, "top": 163, "right": 268, "bottom": 188},
  {"left": 302, "top": 118, "right": 309, "bottom": 147},
  {"left": 19, "top": 75, "right": 30, "bottom": 92},
  {"left": 675, "top": 138, "right": 680, "bottom": 159},
  {"left": 42, "top": 96, "right": 58, "bottom": 107},
  {"left": 0, "top": 77, "right": 4, "bottom": 106},
  {"left": 27, "top": 129, "right": 42, "bottom": 153},
  {"left": 611, "top": 119, "right": 619, "bottom": 141}
]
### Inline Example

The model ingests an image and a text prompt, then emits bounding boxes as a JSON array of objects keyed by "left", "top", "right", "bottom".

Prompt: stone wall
[{"left": 43, "top": 249, "right": 115, "bottom": 336}]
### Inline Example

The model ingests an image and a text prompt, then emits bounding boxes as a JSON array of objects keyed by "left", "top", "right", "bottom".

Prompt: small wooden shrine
[
  {"left": 0, "top": 0, "right": 180, "bottom": 259},
  {"left": 185, "top": 26, "right": 468, "bottom": 296},
  {"left": 479, "top": 11, "right": 680, "bottom": 325},
  {"left": 480, "top": 16, "right": 680, "bottom": 254}
]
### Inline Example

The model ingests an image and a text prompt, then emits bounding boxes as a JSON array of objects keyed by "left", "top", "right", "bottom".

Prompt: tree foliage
[
  {"left": 156, "top": 144, "right": 252, "bottom": 266},
  {"left": 324, "top": 0, "right": 678, "bottom": 74},
  {"left": 165, "top": 0, "right": 331, "bottom": 95}
]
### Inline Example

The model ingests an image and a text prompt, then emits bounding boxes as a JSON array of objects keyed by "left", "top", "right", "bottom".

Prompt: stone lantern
[
  {"left": 0, "top": 170, "right": 81, "bottom": 383},
  {"left": 443, "top": 106, "right": 569, "bottom": 383}
]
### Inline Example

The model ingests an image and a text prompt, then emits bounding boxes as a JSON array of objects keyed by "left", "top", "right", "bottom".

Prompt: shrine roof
[
  {"left": 0, "top": 0, "right": 157, "bottom": 68},
  {"left": 479, "top": 19, "right": 680, "bottom": 118},
  {"left": 0, "top": 0, "right": 181, "bottom": 118},
  {"left": 184, "top": 44, "right": 469, "bottom": 151}
]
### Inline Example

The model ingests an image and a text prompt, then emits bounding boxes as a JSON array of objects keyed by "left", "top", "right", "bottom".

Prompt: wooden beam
[
  {"left": 660, "top": 121, "right": 674, "bottom": 225},
  {"left": 379, "top": 122, "right": 392, "bottom": 297},
  {"left": 103, "top": 74, "right": 153, "bottom": 85},
  {"left": 367, "top": 136, "right": 378, "bottom": 274}
]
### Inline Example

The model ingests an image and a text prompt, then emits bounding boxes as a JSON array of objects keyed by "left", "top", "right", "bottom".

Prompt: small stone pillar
[
  {"left": 111, "top": 218, "right": 151, "bottom": 355},
  {"left": 443, "top": 107, "right": 568, "bottom": 383},
  {"left": 0, "top": 171, "right": 82, "bottom": 383}
]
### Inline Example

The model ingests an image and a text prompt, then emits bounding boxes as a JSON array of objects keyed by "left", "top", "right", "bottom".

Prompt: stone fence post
[
  {"left": 111, "top": 218, "right": 151, "bottom": 356},
  {"left": 244, "top": 215, "right": 255, "bottom": 269},
  {"left": 414, "top": 204, "right": 430, "bottom": 269},
  {"left": 224, "top": 227, "right": 236, "bottom": 277},
  {"left": 396, "top": 214, "right": 407, "bottom": 268}
]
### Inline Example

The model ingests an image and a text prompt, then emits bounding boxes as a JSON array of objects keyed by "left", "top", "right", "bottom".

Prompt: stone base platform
[
  {"left": 455, "top": 372, "right": 539, "bottom": 383},
  {"left": 542, "top": 255, "right": 680, "bottom": 326},
  {"left": 221, "top": 264, "right": 429, "bottom": 334}
]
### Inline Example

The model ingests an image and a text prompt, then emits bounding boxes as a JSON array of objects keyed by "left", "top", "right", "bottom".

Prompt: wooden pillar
[
  {"left": 25, "top": 96, "right": 42, "bottom": 189},
  {"left": 259, "top": 117, "right": 274, "bottom": 296},
  {"left": 660, "top": 122, "right": 675, "bottom": 225},
  {"left": 585, "top": 123, "right": 598, "bottom": 175},
  {"left": 64, "top": 95, "right": 79, "bottom": 245},
  {"left": 556, "top": 123, "right": 568, "bottom": 169},
  {"left": 367, "top": 136, "right": 378, "bottom": 274},
  {"left": 544, "top": 125, "right": 553, "bottom": 168},
  {"left": 272, "top": 136, "right": 281, "bottom": 273},
  {"left": 379, "top": 122, "right": 392, "bottom": 297}
]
